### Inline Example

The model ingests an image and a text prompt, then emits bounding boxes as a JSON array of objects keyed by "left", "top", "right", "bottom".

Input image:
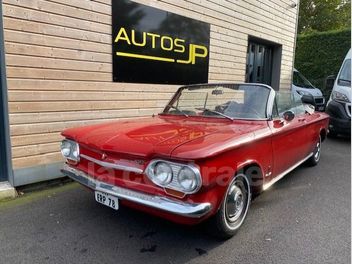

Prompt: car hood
[
  {"left": 292, "top": 85, "right": 323, "bottom": 97},
  {"left": 62, "top": 115, "right": 267, "bottom": 159}
]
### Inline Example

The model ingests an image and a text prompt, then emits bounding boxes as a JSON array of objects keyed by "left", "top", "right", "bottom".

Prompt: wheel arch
[
  {"left": 320, "top": 128, "right": 327, "bottom": 142},
  {"left": 235, "top": 160, "right": 265, "bottom": 195},
  {"left": 207, "top": 160, "right": 262, "bottom": 237}
]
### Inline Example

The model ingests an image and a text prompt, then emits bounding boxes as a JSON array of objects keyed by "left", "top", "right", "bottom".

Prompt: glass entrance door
[{"left": 246, "top": 42, "right": 273, "bottom": 85}]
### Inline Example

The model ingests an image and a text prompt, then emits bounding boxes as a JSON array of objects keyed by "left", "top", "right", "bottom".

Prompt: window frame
[{"left": 162, "top": 83, "right": 276, "bottom": 121}]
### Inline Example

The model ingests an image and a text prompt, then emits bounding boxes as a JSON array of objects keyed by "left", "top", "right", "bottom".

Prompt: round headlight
[
  {"left": 72, "top": 147, "right": 79, "bottom": 159},
  {"left": 60, "top": 140, "right": 80, "bottom": 163},
  {"left": 60, "top": 141, "right": 72, "bottom": 157},
  {"left": 153, "top": 162, "right": 173, "bottom": 186},
  {"left": 177, "top": 167, "right": 198, "bottom": 192}
]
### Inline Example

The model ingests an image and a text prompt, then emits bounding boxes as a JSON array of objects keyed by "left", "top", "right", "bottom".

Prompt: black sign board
[{"left": 112, "top": 0, "right": 210, "bottom": 85}]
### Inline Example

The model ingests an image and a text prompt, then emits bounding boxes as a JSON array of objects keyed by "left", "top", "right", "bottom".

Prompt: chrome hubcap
[
  {"left": 314, "top": 138, "right": 321, "bottom": 161},
  {"left": 226, "top": 184, "right": 245, "bottom": 222}
]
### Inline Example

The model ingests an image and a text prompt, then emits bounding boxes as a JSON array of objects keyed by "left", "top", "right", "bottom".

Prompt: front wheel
[
  {"left": 307, "top": 135, "right": 322, "bottom": 166},
  {"left": 206, "top": 174, "right": 251, "bottom": 239}
]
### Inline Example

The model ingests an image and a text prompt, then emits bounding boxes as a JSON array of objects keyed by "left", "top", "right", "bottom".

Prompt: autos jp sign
[{"left": 112, "top": 0, "right": 210, "bottom": 84}]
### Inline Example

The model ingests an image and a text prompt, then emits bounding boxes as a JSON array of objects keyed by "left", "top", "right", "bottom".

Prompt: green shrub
[{"left": 295, "top": 29, "right": 351, "bottom": 96}]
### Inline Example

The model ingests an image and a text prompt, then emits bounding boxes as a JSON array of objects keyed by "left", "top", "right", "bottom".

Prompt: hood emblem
[
  {"left": 101, "top": 153, "right": 108, "bottom": 160},
  {"left": 135, "top": 159, "right": 145, "bottom": 165}
]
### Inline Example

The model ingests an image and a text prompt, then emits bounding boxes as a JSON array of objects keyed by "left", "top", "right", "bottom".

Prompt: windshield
[
  {"left": 163, "top": 84, "right": 271, "bottom": 120},
  {"left": 293, "top": 71, "right": 315, "bottom": 89},
  {"left": 338, "top": 59, "right": 351, "bottom": 87}
]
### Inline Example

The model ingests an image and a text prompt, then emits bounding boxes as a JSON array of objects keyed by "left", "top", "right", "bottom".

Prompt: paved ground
[{"left": 0, "top": 137, "right": 350, "bottom": 264}]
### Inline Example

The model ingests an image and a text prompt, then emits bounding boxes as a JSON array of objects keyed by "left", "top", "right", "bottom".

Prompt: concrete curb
[{"left": 0, "top": 182, "right": 16, "bottom": 201}]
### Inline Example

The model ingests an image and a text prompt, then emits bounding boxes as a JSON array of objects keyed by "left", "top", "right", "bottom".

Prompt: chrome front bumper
[{"left": 61, "top": 164, "right": 212, "bottom": 218}]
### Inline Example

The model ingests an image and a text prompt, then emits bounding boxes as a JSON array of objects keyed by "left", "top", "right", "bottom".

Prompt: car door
[
  {"left": 268, "top": 92, "right": 308, "bottom": 179},
  {"left": 291, "top": 92, "right": 317, "bottom": 157}
]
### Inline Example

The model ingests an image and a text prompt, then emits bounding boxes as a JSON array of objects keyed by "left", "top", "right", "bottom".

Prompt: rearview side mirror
[
  {"left": 325, "top": 75, "right": 336, "bottom": 92},
  {"left": 301, "top": 94, "right": 315, "bottom": 105},
  {"left": 283, "top": 110, "right": 295, "bottom": 122}
]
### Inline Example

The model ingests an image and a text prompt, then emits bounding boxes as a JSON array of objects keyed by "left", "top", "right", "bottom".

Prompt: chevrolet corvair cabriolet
[{"left": 61, "top": 83, "right": 329, "bottom": 238}]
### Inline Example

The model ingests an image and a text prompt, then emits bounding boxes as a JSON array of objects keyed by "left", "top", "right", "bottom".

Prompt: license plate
[{"left": 95, "top": 191, "right": 119, "bottom": 210}]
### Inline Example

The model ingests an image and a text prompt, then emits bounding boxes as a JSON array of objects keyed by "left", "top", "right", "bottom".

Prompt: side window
[
  {"left": 275, "top": 91, "right": 306, "bottom": 117},
  {"left": 292, "top": 71, "right": 304, "bottom": 87},
  {"left": 276, "top": 92, "right": 293, "bottom": 115},
  {"left": 338, "top": 59, "right": 351, "bottom": 86},
  {"left": 272, "top": 99, "right": 279, "bottom": 118},
  {"left": 292, "top": 92, "right": 306, "bottom": 116}
]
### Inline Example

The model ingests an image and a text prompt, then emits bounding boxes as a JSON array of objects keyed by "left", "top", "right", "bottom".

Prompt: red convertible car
[{"left": 61, "top": 83, "right": 329, "bottom": 238}]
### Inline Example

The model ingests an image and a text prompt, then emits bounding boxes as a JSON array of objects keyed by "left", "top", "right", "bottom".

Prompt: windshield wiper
[
  {"left": 167, "top": 105, "right": 189, "bottom": 117},
  {"left": 195, "top": 107, "right": 233, "bottom": 121}
]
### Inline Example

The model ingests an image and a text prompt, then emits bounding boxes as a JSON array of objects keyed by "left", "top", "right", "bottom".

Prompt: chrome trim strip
[
  {"left": 263, "top": 152, "right": 313, "bottom": 190},
  {"left": 266, "top": 88, "right": 276, "bottom": 119},
  {"left": 80, "top": 154, "right": 144, "bottom": 174},
  {"left": 61, "top": 164, "right": 212, "bottom": 218},
  {"left": 265, "top": 172, "right": 272, "bottom": 177}
]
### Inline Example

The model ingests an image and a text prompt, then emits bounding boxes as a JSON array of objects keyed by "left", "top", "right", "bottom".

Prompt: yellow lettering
[
  {"left": 177, "top": 44, "right": 208, "bottom": 64},
  {"left": 146, "top": 33, "right": 161, "bottom": 49},
  {"left": 191, "top": 44, "right": 208, "bottom": 64},
  {"left": 116, "top": 52, "right": 175, "bottom": 62},
  {"left": 115, "top": 28, "right": 208, "bottom": 64},
  {"left": 177, "top": 44, "right": 193, "bottom": 64},
  {"left": 174, "top": 38, "right": 185, "bottom": 53},
  {"left": 161, "top": 36, "right": 173, "bottom": 51},
  {"left": 114, "top": 27, "right": 131, "bottom": 45},
  {"left": 131, "top": 30, "right": 146, "bottom": 47}
]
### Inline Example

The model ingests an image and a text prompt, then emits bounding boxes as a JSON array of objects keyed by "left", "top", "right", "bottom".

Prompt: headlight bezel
[
  {"left": 60, "top": 139, "right": 80, "bottom": 164},
  {"left": 177, "top": 166, "right": 200, "bottom": 193},
  {"left": 151, "top": 161, "right": 173, "bottom": 186},
  {"left": 331, "top": 91, "right": 351, "bottom": 103},
  {"left": 146, "top": 159, "right": 202, "bottom": 194}
]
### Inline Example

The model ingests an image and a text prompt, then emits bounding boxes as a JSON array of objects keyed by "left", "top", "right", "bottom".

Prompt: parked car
[
  {"left": 292, "top": 69, "right": 325, "bottom": 111},
  {"left": 60, "top": 83, "right": 329, "bottom": 238},
  {"left": 325, "top": 49, "right": 351, "bottom": 137}
]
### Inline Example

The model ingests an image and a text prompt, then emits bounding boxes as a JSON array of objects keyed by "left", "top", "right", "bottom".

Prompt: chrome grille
[{"left": 168, "top": 164, "right": 183, "bottom": 190}]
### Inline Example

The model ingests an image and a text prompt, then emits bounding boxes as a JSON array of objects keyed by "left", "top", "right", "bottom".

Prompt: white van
[
  {"left": 292, "top": 68, "right": 325, "bottom": 111},
  {"left": 326, "top": 49, "right": 351, "bottom": 136}
]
